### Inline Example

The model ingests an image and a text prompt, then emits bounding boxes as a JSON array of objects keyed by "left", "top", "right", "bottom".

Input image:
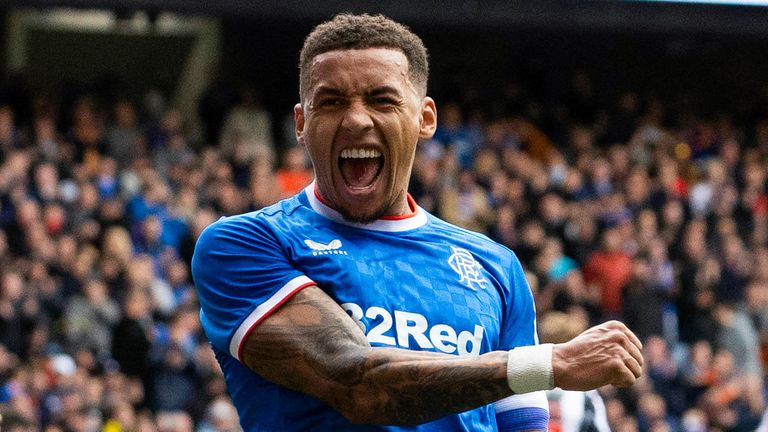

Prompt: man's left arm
[{"left": 493, "top": 254, "right": 549, "bottom": 432}]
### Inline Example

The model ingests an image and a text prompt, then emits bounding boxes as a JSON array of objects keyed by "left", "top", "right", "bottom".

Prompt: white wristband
[{"left": 506, "top": 343, "right": 555, "bottom": 394}]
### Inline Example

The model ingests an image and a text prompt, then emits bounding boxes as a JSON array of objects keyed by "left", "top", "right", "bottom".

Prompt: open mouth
[{"left": 338, "top": 148, "right": 384, "bottom": 190}]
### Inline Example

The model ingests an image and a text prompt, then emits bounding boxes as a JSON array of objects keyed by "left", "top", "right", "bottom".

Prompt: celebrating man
[{"left": 193, "top": 13, "right": 643, "bottom": 431}]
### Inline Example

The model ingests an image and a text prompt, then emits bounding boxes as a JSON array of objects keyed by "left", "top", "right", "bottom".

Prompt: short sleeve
[
  {"left": 495, "top": 254, "right": 549, "bottom": 430},
  {"left": 494, "top": 392, "right": 549, "bottom": 431},
  {"left": 192, "top": 215, "right": 314, "bottom": 362},
  {"left": 498, "top": 253, "right": 538, "bottom": 350}
]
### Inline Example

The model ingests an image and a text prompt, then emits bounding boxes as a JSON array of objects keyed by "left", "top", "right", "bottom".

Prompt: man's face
[{"left": 295, "top": 47, "right": 436, "bottom": 223}]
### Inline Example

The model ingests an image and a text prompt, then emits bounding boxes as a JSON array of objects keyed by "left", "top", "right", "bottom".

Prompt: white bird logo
[{"left": 304, "top": 239, "right": 343, "bottom": 251}]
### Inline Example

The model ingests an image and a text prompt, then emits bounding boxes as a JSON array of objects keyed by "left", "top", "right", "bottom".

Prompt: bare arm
[
  {"left": 242, "top": 285, "right": 511, "bottom": 425},
  {"left": 242, "top": 285, "right": 643, "bottom": 426}
]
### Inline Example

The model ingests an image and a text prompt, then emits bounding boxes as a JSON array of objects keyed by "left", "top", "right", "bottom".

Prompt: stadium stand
[{"left": 1, "top": 3, "right": 768, "bottom": 430}]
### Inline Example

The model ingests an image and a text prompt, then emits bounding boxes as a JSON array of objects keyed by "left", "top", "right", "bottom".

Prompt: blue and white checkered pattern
[{"left": 193, "top": 184, "right": 547, "bottom": 431}]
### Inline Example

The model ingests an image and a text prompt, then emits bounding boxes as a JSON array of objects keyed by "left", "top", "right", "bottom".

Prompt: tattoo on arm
[{"left": 241, "top": 286, "right": 513, "bottom": 425}]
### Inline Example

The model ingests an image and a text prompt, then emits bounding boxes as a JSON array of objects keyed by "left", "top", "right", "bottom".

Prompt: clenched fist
[{"left": 552, "top": 320, "right": 644, "bottom": 391}]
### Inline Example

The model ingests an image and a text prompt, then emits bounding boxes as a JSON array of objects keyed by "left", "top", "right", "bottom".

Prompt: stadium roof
[{"left": 3, "top": 0, "right": 768, "bottom": 36}]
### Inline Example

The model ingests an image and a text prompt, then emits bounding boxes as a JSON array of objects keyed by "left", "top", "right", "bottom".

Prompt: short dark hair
[{"left": 299, "top": 13, "right": 429, "bottom": 98}]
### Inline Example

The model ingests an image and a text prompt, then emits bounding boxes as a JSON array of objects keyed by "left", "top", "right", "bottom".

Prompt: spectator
[
  {"left": 440, "top": 168, "right": 495, "bottom": 233},
  {"left": 3, "top": 40, "right": 768, "bottom": 430},
  {"left": 583, "top": 227, "right": 633, "bottom": 318},
  {"left": 0, "top": 105, "right": 23, "bottom": 156},
  {"left": 622, "top": 254, "right": 665, "bottom": 342},
  {"left": 111, "top": 289, "right": 153, "bottom": 379},
  {"left": 68, "top": 96, "right": 106, "bottom": 173},
  {"left": 0, "top": 270, "right": 37, "bottom": 357},
  {"left": 197, "top": 66, "right": 237, "bottom": 147},
  {"left": 156, "top": 410, "right": 194, "bottom": 432},
  {"left": 433, "top": 102, "right": 477, "bottom": 168},
  {"left": 713, "top": 302, "right": 763, "bottom": 379},
  {"left": 62, "top": 278, "right": 120, "bottom": 355},
  {"left": 150, "top": 343, "right": 199, "bottom": 412},
  {"left": 106, "top": 99, "right": 145, "bottom": 169},
  {"left": 676, "top": 221, "right": 719, "bottom": 343},
  {"left": 539, "top": 311, "right": 612, "bottom": 432},
  {"left": 153, "top": 132, "right": 195, "bottom": 175},
  {"left": 275, "top": 146, "right": 313, "bottom": 198},
  {"left": 197, "top": 397, "right": 241, "bottom": 432},
  {"left": 218, "top": 85, "right": 274, "bottom": 163}
]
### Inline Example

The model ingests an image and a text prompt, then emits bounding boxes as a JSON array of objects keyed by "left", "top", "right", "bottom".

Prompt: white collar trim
[{"left": 304, "top": 182, "right": 428, "bottom": 232}]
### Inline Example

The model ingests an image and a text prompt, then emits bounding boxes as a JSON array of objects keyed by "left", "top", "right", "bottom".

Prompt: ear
[
  {"left": 294, "top": 103, "right": 306, "bottom": 146},
  {"left": 418, "top": 97, "right": 437, "bottom": 140}
]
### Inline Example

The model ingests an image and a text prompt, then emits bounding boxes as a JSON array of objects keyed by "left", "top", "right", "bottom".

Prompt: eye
[
  {"left": 372, "top": 97, "right": 397, "bottom": 105},
  {"left": 369, "top": 96, "right": 401, "bottom": 109},
  {"left": 317, "top": 98, "right": 344, "bottom": 108}
]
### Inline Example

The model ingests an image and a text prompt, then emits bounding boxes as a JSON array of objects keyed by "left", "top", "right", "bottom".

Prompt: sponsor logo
[
  {"left": 304, "top": 239, "right": 348, "bottom": 256},
  {"left": 448, "top": 246, "right": 488, "bottom": 290},
  {"left": 341, "top": 302, "right": 484, "bottom": 357}
]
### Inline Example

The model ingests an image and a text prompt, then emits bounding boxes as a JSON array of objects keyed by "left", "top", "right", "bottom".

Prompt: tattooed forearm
[
  {"left": 350, "top": 349, "right": 511, "bottom": 425},
  {"left": 241, "top": 286, "right": 513, "bottom": 426}
]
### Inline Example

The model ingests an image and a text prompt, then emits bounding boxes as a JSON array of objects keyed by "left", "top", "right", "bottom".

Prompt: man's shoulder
[
  {"left": 197, "top": 194, "right": 314, "bottom": 248},
  {"left": 216, "top": 193, "right": 309, "bottom": 227},
  {"left": 252, "top": 193, "right": 309, "bottom": 220},
  {"left": 427, "top": 213, "right": 511, "bottom": 255}
]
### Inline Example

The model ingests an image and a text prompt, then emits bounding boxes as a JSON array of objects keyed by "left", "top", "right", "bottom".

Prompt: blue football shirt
[{"left": 192, "top": 184, "right": 548, "bottom": 431}]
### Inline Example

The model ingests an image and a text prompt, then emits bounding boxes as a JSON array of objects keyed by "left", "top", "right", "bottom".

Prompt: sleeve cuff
[
  {"left": 495, "top": 406, "right": 549, "bottom": 432},
  {"left": 229, "top": 275, "right": 315, "bottom": 361}
]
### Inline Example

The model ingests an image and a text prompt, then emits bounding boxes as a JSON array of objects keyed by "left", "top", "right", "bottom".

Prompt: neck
[{"left": 312, "top": 185, "right": 418, "bottom": 220}]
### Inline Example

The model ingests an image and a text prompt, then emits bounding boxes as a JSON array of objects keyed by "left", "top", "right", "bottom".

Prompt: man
[
  {"left": 539, "top": 311, "right": 612, "bottom": 432},
  {"left": 192, "top": 13, "right": 643, "bottom": 431}
]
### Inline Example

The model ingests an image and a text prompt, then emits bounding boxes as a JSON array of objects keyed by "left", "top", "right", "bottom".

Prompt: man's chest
[{"left": 286, "top": 229, "right": 504, "bottom": 355}]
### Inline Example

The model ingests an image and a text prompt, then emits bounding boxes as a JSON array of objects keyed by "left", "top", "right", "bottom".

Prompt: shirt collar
[{"left": 305, "top": 181, "right": 428, "bottom": 232}]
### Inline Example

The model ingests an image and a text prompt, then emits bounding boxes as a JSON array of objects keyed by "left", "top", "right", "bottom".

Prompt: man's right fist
[{"left": 552, "top": 320, "right": 644, "bottom": 391}]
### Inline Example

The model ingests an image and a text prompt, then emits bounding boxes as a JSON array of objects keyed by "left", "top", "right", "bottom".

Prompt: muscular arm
[
  {"left": 193, "top": 214, "right": 641, "bottom": 427},
  {"left": 242, "top": 285, "right": 511, "bottom": 425},
  {"left": 242, "top": 285, "right": 643, "bottom": 426}
]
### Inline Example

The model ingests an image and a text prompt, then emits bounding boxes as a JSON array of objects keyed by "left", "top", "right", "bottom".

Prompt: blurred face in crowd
[
  {"left": 114, "top": 101, "right": 137, "bottom": 128},
  {"left": 602, "top": 227, "right": 623, "bottom": 253},
  {"left": 0, "top": 105, "right": 14, "bottom": 138},
  {"left": 294, "top": 48, "right": 437, "bottom": 222}
]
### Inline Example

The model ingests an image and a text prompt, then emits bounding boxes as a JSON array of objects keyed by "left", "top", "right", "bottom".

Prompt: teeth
[{"left": 340, "top": 148, "right": 382, "bottom": 159}]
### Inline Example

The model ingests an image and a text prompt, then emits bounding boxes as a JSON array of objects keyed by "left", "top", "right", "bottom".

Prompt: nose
[{"left": 340, "top": 100, "right": 374, "bottom": 134}]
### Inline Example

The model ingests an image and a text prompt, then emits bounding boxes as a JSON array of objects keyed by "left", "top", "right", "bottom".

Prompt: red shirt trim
[{"left": 313, "top": 184, "right": 419, "bottom": 221}]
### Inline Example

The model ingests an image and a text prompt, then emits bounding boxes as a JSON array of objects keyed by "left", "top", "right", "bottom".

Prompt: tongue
[{"left": 340, "top": 157, "right": 382, "bottom": 188}]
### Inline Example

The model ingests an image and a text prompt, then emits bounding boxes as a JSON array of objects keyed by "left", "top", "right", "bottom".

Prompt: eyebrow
[
  {"left": 312, "top": 85, "right": 403, "bottom": 99},
  {"left": 312, "top": 86, "right": 346, "bottom": 98},
  {"left": 365, "top": 86, "right": 402, "bottom": 97}
]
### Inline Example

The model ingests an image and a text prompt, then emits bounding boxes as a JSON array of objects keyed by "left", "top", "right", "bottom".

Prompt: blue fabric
[
  {"left": 549, "top": 256, "right": 577, "bottom": 281},
  {"left": 495, "top": 407, "right": 549, "bottom": 432},
  {"left": 193, "top": 189, "right": 541, "bottom": 431}
]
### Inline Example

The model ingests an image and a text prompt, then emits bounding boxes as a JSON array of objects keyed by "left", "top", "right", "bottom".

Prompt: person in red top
[
  {"left": 583, "top": 227, "right": 633, "bottom": 317},
  {"left": 275, "top": 146, "right": 314, "bottom": 198}
]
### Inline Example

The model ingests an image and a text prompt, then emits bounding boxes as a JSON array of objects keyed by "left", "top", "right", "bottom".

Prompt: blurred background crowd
[{"left": 2, "top": 2, "right": 768, "bottom": 432}]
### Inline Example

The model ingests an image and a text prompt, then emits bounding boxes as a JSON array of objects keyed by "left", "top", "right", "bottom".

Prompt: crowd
[{"left": 0, "top": 61, "right": 766, "bottom": 432}]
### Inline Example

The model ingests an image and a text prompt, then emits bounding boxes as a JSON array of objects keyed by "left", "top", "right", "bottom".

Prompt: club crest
[{"left": 448, "top": 246, "right": 488, "bottom": 290}]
